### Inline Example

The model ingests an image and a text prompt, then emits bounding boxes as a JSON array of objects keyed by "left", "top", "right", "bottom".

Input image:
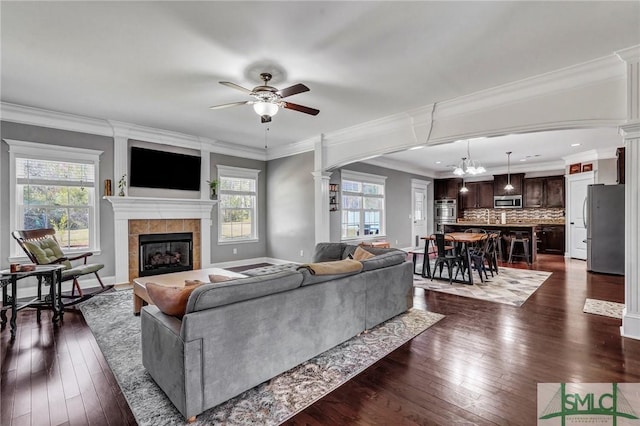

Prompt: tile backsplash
[{"left": 463, "top": 208, "right": 565, "bottom": 224}]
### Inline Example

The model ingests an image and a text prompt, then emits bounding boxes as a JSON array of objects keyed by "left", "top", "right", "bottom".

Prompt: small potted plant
[{"left": 207, "top": 179, "right": 218, "bottom": 199}]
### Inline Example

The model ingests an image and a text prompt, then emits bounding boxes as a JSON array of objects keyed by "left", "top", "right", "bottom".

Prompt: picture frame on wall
[
  {"left": 569, "top": 163, "right": 582, "bottom": 174},
  {"left": 582, "top": 163, "right": 593, "bottom": 172}
]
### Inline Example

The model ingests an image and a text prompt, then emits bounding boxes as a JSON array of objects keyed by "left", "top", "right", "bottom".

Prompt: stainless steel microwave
[{"left": 494, "top": 195, "right": 522, "bottom": 209}]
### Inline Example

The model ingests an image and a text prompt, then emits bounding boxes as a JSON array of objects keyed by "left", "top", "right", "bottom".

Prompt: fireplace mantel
[
  {"left": 104, "top": 196, "right": 217, "bottom": 284},
  {"left": 104, "top": 196, "right": 217, "bottom": 220}
]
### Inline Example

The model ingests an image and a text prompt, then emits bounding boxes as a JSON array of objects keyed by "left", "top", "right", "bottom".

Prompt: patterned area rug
[
  {"left": 583, "top": 298, "right": 624, "bottom": 319},
  {"left": 79, "top": 290, "right": 443, "bottom": 425},
  {"left": 413, "top": 265, "right": 552, "bottom": 307}
]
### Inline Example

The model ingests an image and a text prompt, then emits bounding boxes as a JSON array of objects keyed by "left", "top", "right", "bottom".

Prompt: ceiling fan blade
[
  {"left": 282, "top": 102, "right": 320, "bottom": 116},
  {"left": 277, "top": 83, "right": 310, "bottom": 98},
  {"left": 219, "top": 81, "right": 253, "bottom": 94},
  {"left": 260, "top": 115, "right": 272, "bottom": 124},
  {"left": 209, "top": 101, "right": 250, "bottom": 110}
]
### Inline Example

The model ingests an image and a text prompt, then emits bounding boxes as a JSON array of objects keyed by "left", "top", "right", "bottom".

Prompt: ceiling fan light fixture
[{"left": 253, "top": 101, "right": 279, "bottom": 117}]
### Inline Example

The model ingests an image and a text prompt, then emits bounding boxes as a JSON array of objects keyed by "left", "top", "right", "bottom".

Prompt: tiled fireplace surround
[
  {"left": 128, "top": 219, "right": 201, "bottom": 283},
  {"left": 105, "top": 197, "right": 216, "bottom": 284}
]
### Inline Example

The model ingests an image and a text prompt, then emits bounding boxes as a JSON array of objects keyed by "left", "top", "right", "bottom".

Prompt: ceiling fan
[{"left": 209, "top": 72, "right": 320, "bottom": 123}]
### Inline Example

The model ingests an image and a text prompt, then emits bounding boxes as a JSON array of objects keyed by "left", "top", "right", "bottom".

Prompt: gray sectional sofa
[{"left": 140, "top": 242, "right": 413, "bottom": 420}]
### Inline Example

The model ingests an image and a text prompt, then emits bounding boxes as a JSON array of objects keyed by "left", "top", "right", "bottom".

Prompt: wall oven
[
  {"left": 435, "top": 199, "right": 457, "bottom": 232},
  {"left": 494, "top": 195, "right": 523, "bottom": 209}
]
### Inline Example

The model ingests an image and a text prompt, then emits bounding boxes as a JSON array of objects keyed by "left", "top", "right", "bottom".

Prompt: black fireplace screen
[{"left": 138, "top": 232, "right": 193, "bottom": 277}]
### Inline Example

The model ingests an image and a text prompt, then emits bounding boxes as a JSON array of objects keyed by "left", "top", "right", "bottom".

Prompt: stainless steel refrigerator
[{"left": 586, "top": 184, "right": 625, "bottom": 275}]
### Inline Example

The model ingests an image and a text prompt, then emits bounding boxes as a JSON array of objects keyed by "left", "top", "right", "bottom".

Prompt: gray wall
[
  {"left": 266, "top": 151, "right": 315, "bottom": 262},
  {"left": 597, "top": 158, "right": 618, "bottom": 184},
  {"left": 0, "top": 121, "right": 116, "bottom": 275},
  {"left": 330, "top": 162, "right": 434, "bottom": 249},
  {"left": 210, "top": 153, "right": 268, "bottom": 263}
]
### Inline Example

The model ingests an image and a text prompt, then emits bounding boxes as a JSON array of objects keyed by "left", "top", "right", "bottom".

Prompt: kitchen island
[{"left": 443, "top": 222, "right": 542, "bottom": 262}]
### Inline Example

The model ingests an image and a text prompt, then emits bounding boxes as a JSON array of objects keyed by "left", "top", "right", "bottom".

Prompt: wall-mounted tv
[{"left": 129, "top": 146, "right": 201, "bottom": 191}]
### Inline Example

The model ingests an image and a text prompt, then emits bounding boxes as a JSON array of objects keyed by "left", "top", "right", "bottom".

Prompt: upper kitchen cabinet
[
  {"left": 460, "top": 181, "right": 494, "bottom": 209},
  {"left": 524, "top": 176, "right": 564, "bottom": 208},
  {"left": 617, "top": 147, "right": 625, "bottom": 184},
  {"left": 494, "top": 173, "right": 524, "bottom": 196},
  {"left": 434, "top": 178, "right": 462, "bottom": 200},
  {"left": 544, "top": 176, "right": 565, "bottom": 207}
]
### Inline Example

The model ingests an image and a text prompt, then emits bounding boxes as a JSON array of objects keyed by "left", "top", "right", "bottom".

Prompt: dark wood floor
[{"left": 2, "top": 255, "right": 637, "bottom": 425}]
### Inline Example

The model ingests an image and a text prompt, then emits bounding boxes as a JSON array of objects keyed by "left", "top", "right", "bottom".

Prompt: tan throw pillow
[
  {"left": 146, "top": 282, "right": 203, "bottom": 318},
  {"left": 353, "top": 246, "right": 375, "bottom": 261},
  {"left": 209, "top": 274, "right": 234, "bottom": 283},
  {"left": 185, "top": 279, "right": 204, "bottom": 286}
]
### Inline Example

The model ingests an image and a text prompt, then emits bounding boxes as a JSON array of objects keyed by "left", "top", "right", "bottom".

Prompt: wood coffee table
[{"left": 132, "top": 267, "right": 246, "bottom": 315}]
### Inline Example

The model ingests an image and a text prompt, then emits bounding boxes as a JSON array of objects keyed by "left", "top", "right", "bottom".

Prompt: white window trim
[
  {"left": 341, "top": 169, "right": 387, "bottom": 242},
  {"left": 5, "top": 139, "right": 103, "bottom": 260},
  {"left": 217, "top": 165, "right": 261, "bottom": 244}
]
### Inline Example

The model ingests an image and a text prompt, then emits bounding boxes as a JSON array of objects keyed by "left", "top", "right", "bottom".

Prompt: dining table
[{"left": 420, "top": 232, "right": 489, "bottom": 285}]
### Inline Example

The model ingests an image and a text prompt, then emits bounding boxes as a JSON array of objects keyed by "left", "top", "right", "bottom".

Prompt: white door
[
  {"left": 411, "top": 180, "right": 429, "bottom": 248},
  {"left": 567, "top": 172, "right": 594, "bottom": 260}
]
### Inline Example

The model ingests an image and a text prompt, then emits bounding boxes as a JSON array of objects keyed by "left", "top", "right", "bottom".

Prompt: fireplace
[{"left": 138, "top": 232, "right": 193, "bottom": 277}]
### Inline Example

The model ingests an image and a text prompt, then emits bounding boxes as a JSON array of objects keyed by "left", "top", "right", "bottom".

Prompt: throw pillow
[
  {"left": 352, "top": 246, "right": 375, "bottom": 261},
  {"left": 185, "top": 279, "right": 204, "bottom": 286},
  {"left": 146, "top": 282, "right": 203, "bottom": 318},
  {"left": 209, "top": 274, "right": 234, "bottom": 283}
]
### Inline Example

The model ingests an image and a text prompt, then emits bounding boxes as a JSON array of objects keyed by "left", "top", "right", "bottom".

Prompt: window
[
  {"left": 341, "top": 170, "right": 386, "bottom": 240},
  {"left": 7, "top": 140, "right": 102, "bottom": 258},
  {"left": 217, "top": 165, "right": 260, "bottom": 243}
]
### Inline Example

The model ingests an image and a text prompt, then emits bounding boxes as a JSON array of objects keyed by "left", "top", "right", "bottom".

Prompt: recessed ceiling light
[
  {"left": 435, "top": 161, "right": 442, "bottom": 164},
  {"left": 520, "top": 158, "right": 527, "bottom": 162},
  {"left": 571, "top": 143, "right": 581, "bottom": 147},
  {"left": 409, "top": 146, "right": 424, "bottom": 150}
]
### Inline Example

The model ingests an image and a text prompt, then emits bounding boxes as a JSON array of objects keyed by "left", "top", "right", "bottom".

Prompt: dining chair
[
  {"left": 483, "top": 233, "right": 500, "bottom": 276},
  {"left": 467, "top": 236, "right": 490, "bottom": 282},
  {"left": 431, "top": 234, "right": 465, "bottom": 284}
]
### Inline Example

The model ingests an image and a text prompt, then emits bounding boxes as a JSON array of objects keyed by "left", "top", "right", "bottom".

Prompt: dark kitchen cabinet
[
  {"left": 494, "top": 173, "right": 524, "bottom": 196},
  {"left": 524, "top": 178, "right": 544, "bottom": 207},
  {"left": 434, "top": 178, "right": 462, "bottom": 200},
  {"left": 524, "top": 176, "right": 564, "bottom": 208},
  {"left": 537, "top": 225, "right": 565, "bottom": 254},
  {"left": 617, "top": 147, "right": 625, "bottom": 184},
  {"left": 461, "top": 181, "right": 494, "bottom": 209},
  {"left": 544, "top": 176, "right": 565, "bottom": 208}
]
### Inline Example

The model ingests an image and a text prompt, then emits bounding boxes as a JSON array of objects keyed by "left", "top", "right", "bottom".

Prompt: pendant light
[
  {"left": 504, "top": 151, "right": 514, "bottom": 191},
  {"left": 460, "top": 178, "right": 469, "bottom": 193}
]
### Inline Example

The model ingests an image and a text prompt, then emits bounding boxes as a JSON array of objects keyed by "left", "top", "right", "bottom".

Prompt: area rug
[
  {"left": 583, "top": 298, "right": 624, "bottom": 319},
  {"left": 413, "top": 265, "right": 552, "bottom": 307},
  {"left": 79, "top": 290, "right": 443, "bottom": 425}
]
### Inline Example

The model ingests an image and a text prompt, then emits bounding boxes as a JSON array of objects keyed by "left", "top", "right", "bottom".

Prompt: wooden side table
[{"left": 0, "top": 265, "right": 64, "bottom": 341}]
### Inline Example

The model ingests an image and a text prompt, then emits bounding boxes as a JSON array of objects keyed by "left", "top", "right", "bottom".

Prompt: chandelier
[{"left": 453, "top": 140, "right": 486, "bottom": 176}]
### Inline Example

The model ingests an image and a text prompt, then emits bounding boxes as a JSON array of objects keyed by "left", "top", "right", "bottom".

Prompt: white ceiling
[{"left": 2, "top": 1, "right": 639, "bottom": 175}]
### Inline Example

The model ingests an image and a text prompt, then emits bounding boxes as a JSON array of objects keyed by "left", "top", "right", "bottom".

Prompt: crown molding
[
  {"left": 434, "top": 53, "right": 626, "bottom": 121},
  {"left": 362, "top": 156, "right": 437, "bottom": 179},
  {"left": 620, "top": 121, "right": 640, "bottom": 139},
  {"left": 616, "top": 45, "right": 640, "bottom": 62},
  {"left": 323, "top": 111, "right": 415, "bottom": 147},
  {"left": 1, "top": 102, "right": 113, "bottom": 136},
  {"left": 266, "top": 135, "right": 315, "bottom": 161}
]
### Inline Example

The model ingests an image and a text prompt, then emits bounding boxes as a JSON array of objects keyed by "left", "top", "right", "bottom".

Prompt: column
[
  {"left": 616, "top": 45, "right": 640, "bottom": 339},
  {"left": 312, "top": 171, "right": 332, "bottom": 245}
]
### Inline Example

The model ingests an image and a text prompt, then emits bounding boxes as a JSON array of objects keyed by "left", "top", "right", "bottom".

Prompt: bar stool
[{"left": 508, "top": 231, "right": 530, "bottom": 265}]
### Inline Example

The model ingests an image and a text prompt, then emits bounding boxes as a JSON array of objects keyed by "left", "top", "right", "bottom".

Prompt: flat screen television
[{"left": 129, "top": 147, "right": 201, "bottom": 191}]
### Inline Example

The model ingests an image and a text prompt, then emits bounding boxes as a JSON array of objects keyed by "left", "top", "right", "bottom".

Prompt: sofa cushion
[
  {"left": 298, "top": 267, "right": 362, "bottom": 287},
  {"left": 146, "top": 280, "right": 204, "bottom": 318},
  {"left": 186, "top": 270, "right": 304, "bottom": 313},
  {"left": 298, "top": 259, "right": 362, "bottom": 275},
  {"left": 312, "top": 242, "right": 347, "bottom": 263},
  {"left": 360, "top": 250, "right": 407, "bottom": 272},
  {"left": 23, "top": 238, "right": 73, "bottom": 269},
  {"left": 350, "top": 246, "right": 375, "bottom": 261}
]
